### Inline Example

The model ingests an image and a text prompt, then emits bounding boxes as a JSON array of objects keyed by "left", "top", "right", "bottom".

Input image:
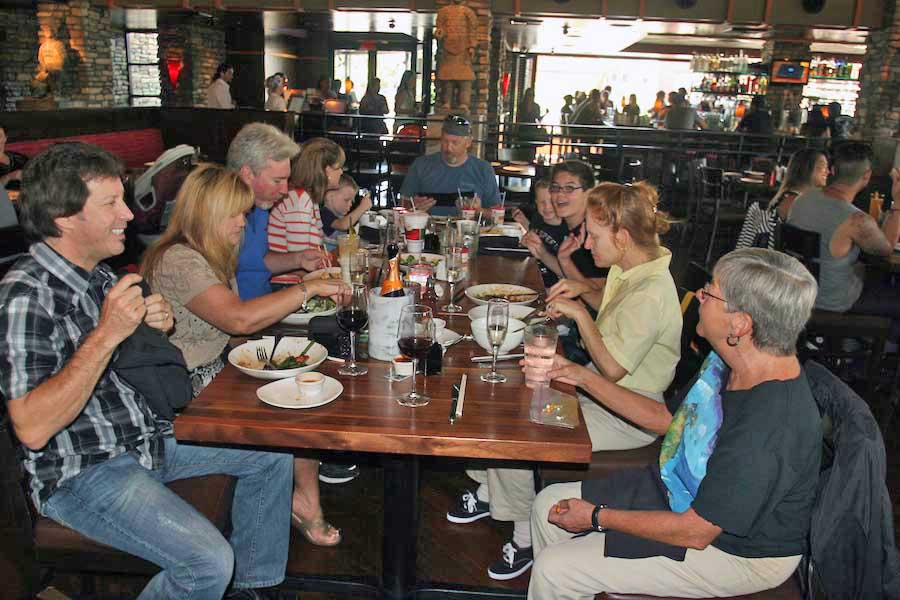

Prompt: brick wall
[
  {"left": 0, "top": 1, "right": 127, "bottom": 110},
  {"left": 856, "top": 0, "right": 899, "bottom": 137},
  {"left": 159, "top": 14, "right": 226, "bottom": 107}
]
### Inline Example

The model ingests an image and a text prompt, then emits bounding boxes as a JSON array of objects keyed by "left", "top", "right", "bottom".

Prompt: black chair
[
  {"left": 689, "top": 165, "right": 746, "bottom": 268},
  {"left": 775, "top": 222, "right": 892, "bottom": 421},
  {"left": 0, "top": 414, "right": 236, "bottom": 596}
]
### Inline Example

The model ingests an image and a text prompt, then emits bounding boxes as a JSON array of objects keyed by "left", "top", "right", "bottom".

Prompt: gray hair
[
  {"left": 226, "top": 122, "right": 299, "bottom": 174},
  {"left": 714, "top": 248, "right": 817, "bottom": 356}
]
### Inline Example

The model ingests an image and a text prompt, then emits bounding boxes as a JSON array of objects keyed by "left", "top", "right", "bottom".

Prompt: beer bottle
[{"left": 380, "top": 241, "right": 405, "bottom": 297}]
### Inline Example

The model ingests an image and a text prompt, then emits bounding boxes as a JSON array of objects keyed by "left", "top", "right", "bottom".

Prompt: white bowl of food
[
  {"left": 468, "top": 304, "right": 536, "bottom": 322},
  {"left": 399, "top": 253, "right": 446, "bottom": 279},
  {"left": 302, "top": 267, "right": 342, "bottom": 281},
  {"left": 280, "top": 296, "right": 338, "bottom": 325},
  {"left": 228, "top": 337, "right": 328, "bottom": 380},
  {"left": 465, "top": 284, "right": 539, "bottom": 306},
  {"left": 470, "top": 317, "right": 526, "bottom": 354}
]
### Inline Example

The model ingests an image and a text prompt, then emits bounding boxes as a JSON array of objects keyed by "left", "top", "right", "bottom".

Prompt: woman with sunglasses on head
[
  {"left": 449, "top": 180, "right": 681, "bottom": 581},
  {"left": 736, "top": 149, "right": 829, "bottom": 250},
  {"left": 526, "top": 249, "right": 821, "bottom": 600},
  {"left": 142, "top": 164, "right": 349, "bottom": 547}
]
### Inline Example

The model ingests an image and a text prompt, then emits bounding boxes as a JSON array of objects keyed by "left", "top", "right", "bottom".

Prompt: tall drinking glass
[
  {"left": 337, "top": 283, "right": 369, "bottom": 376},
  {"left": 443, "top": 247, "right": 464, "bottom": 313},
  {"left": 396, "top": 304, "right": 435, "bottom": 407},
  {"left": 350, "top": 249, "right": 369, "bottom": 285},
  {"left": 523, "top": 323, "right": 558, "bottom": 388},
  {"left": 481, "top": 298, "right": 509, "bottom": 384}
]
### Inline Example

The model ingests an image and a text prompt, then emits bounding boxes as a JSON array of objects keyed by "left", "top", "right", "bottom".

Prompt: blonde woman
[
  {"left": 268, "top": 138, "right": 345, "bottom": 256},
  {"left": 142, "top": 163, "right": 348, "bottom": 546},
  {"left": 449, "top": 181, "right": 682, "bottom": 580}
]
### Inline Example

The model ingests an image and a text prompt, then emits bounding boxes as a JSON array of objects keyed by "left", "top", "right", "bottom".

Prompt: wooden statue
[{"left": 434, "top": 0, "right": 478, "bottom": 113}]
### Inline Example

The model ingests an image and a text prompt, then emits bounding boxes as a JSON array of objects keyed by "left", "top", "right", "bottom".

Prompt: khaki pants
[
  {"left": 466, "top": 392, "right": 660, "bottom": 523},
  {"left": 529, "top": 482, "right": 801, "bottom": 600}
]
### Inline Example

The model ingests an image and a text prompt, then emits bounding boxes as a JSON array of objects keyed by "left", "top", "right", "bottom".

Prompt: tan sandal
[{"left": 291, "top": 512, "right": 342, "bottom": 547}]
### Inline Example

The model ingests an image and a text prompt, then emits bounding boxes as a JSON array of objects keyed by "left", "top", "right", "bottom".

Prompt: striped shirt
[
  {"left": 0, "top": 243, "right": 164, "bottom": 509},
  {"left": 268, "top": 188, "right": 324, "bottom": 285}
]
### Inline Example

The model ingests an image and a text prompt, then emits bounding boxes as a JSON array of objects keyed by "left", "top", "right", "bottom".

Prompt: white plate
[
  {"left": 438, "top": 329, "right": 462, "bottom": 348},
  {"left": 480, "top": 224, "right": 525, "bottom": 238},
  {"left": 302, "top": 267, "right": 342, "bottom": 282},
  {"left": 257, "top": 375, "right": 343, "bottom": 409},
  {"left": 228, "top": 337, "right": 328, "bottom": 380},
  {"left": 465, "top": 284, "right": 539, "bottom": 306},
  {"left": 280, "top": 301, "right": 338, "bottom": 325},
  {"left": 400, "top": 253, "right": 447, "bottom": 279}
]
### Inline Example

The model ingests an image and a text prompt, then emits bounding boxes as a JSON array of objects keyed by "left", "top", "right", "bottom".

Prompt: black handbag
[{"left": 308, "top": 315, "right": 351, "bottom": 359}]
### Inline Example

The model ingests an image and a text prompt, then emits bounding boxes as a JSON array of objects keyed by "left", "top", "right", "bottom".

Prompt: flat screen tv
[{"left": 771, "top": 60, "right": 811, "bottom": 84}]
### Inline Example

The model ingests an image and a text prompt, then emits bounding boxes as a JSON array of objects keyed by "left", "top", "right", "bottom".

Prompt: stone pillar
[
  {"left": 856, "top": 0, "right": 899, "bottom": 138},
  {"left": 158, "top": 13, "right": 225, "bottom": 108},
  {"left": 761, "top": 31, "right": 812, "bottom": 130},
  {"left": 0, "top": 8, "right": 39, "bottom": 111},
  {"left": 434, "top": 0, "right": 491, "bottom": 116}
]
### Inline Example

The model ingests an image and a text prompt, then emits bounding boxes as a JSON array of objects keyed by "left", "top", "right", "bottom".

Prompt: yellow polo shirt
[{"left": 594, "top": 248, "right": 682, "bottom": 394}]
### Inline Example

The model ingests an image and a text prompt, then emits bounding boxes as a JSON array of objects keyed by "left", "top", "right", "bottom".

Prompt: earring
[{"left": 726, "top": 334, "right": 741, "bottom": 347}]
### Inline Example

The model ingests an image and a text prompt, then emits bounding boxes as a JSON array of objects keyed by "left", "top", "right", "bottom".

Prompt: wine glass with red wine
[
  {"left": 337, "top": 283, "right": 369, "bottom": 376},
  {"left": 396, "top": 304, "right": 435, "bottom": 407}
]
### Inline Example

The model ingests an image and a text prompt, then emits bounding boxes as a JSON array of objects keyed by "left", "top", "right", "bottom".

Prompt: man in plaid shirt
[{"left": 0, "top": 143, "right": 293, "bottom": 600}]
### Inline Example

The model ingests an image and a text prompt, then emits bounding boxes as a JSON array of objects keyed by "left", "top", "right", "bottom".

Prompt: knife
[
  {"left": 449, "top": 384, "right": 460, "bottom": 424},
  {"left": 471, "top": 353, "right": 525, "bottom": 363}
]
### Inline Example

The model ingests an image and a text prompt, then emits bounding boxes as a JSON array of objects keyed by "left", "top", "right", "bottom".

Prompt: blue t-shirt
[
  {"left": 236, "top": 206, "right": 272, "bottom": 300},
  {"left": 399, "top": 152, "right": 500, "bottom": 216}
]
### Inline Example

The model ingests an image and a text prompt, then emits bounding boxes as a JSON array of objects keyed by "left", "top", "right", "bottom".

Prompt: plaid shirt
[{"left": 0, "top": 243, "right": 164, "bottom": 509}]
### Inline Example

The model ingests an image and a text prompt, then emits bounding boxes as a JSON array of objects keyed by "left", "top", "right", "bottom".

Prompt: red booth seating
[{"left": 7, "top": 128, "right": 165, "bottom": 170}]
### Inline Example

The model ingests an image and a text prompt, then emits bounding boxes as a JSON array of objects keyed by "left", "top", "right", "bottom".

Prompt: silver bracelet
[{"left": 298, "top": 281, "right": 309, "bottom": 311}]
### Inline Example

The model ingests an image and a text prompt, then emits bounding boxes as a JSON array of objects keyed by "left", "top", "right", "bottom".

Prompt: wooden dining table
[{"left": 174, "top": 254, "right": 592, "bottom": 600}]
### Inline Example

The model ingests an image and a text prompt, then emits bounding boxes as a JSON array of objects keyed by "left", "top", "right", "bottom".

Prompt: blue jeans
[{"left": 43, "top": 436, "right": 293, "bottom": 599}]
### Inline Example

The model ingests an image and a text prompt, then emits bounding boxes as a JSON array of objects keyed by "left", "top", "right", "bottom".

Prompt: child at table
[
  {"left": 511, "top": 179, "right": 567, "bottom": 287},
  {"left": 321, "top": 174, "right": 373, "bottom": 238}
]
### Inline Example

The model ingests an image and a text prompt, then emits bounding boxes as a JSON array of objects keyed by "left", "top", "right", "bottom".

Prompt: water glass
[
  {"left": 523, "top": 323, "right": 558, "bottom": 388},
  {"left": 350, "top": 249, "right": 369, "bottom": 285}
]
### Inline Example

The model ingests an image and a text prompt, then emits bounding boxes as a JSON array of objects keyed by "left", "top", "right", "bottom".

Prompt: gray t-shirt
[
  {"left": 787, "top": 190, "right": 864, "bottom": 311},
  {"left": 664, "top": 106, "right": 701, "bottom": 130},
  {"left": 399, "top": 151, "right": 500, "bottom": 216},
  {"left": 153, "top": 244, "right": 234, "bottom": 370}
]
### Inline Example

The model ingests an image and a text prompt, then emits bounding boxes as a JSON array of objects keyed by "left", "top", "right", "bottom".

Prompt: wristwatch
[{"left": 591, "top": 504, "right": 607, "bottom": 532}]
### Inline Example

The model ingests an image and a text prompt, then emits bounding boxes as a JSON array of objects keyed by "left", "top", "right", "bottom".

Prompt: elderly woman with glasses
[
  {"left": 525, "top": 248, "right": 822, "bottom": 600},
  {"left": 447, "top": 180, "right": 682, "bottom": 581}
]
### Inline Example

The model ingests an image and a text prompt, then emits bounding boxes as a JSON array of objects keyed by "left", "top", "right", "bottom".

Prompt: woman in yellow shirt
[{"left": 544, "top": 181, "right": 682, "bottom": 450}]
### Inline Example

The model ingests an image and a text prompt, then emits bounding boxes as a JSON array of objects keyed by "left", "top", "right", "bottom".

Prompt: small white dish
[
  {"left": 470, "top": 318, "right": 525, "bottom": 354},
  {"left": 257, "top": 375, "right": 343, "bottom": 409},
  {"left": 295, "top": 371, "right": 325, "bottom": 398},
  {"left": 228, "top": 337, "right": 328, "bottom": 380},
  {"left": 438, "top": 329, "right": 462, "bottom": 348},
  {"left": 468, "top": 304, "right": 536, "bottom": 322},
  {"left": 280, "top": 299, "right": 338, "bottom": 325}
]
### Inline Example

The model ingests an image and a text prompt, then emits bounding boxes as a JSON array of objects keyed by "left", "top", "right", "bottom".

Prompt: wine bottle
[{"left": 380, "top": 242, "right": 405, "bottom": 297}]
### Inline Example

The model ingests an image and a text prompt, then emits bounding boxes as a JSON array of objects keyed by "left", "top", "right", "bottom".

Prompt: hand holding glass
[{"left": 523, "top": 323, "right": 558, "bottom": 388}]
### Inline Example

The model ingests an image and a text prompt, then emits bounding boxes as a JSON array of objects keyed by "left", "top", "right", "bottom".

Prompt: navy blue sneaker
[
  {"left": 446, "top": 490, "right": 490, "bottom": 524},
  {"left": 318, "top": 462, "right": 360, "bottom": 484},
  {"left": 487, "top": 541, "right": 533, "bottom": 580}
]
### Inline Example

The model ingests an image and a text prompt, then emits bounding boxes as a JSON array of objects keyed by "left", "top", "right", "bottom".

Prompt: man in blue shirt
[
  {"left": 230, "top": 123, "right": 324, "bottom": 300},
  {"left": 399, "top": 114, "right": 500, "bottom": 216}
]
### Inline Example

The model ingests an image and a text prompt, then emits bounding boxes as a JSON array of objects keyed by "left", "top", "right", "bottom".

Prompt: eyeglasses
[
  {"left": 444, "top": 115, "right": 471, "bottom": 127},
  {"left": 698, "top": 283, "right": 726, "bottom": 304},
  {"left": 549, "top": 185, "right": 584, "bottom": 195}
]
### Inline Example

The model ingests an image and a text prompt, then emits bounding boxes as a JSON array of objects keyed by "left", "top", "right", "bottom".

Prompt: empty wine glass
[
  {"left": 481, "top": 298, "right": 509, "bottom": 384},
  {"left": 337, "top": 283, "right": 368, "bottom": 376},
  {"left": 396, "top": 304, "right": 435, "bottom": 407},
  {"left": 443, "top": 246, "right": 464, "bottom": 313}
]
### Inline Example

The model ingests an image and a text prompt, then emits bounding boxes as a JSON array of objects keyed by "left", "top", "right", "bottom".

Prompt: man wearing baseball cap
[{"left": 399, "top": 114, "right": 500, "bottom": 216}]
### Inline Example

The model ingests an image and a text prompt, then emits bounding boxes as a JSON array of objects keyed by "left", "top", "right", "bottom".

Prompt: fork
[{"left": 256, "top": 345, "right": 276, "bottom": 370}]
